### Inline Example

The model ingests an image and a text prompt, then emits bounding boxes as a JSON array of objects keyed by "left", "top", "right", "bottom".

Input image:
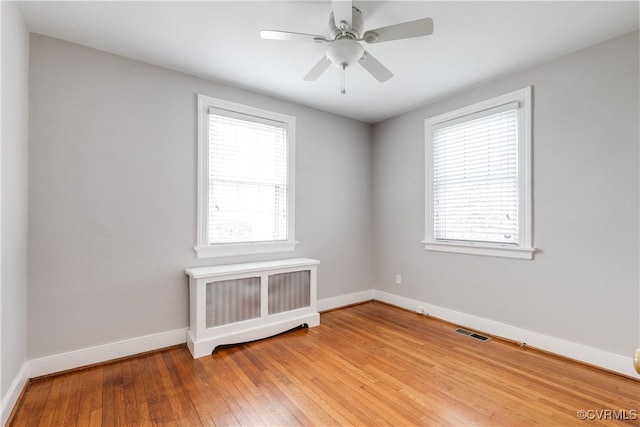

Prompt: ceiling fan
[{"left": 260, "top": 1, "right": 434, "bottom": 94}]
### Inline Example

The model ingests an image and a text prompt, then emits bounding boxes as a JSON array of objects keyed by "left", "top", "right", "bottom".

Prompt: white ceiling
[{"left": 18, "top": 1, "right": 639, "bottom": 123}]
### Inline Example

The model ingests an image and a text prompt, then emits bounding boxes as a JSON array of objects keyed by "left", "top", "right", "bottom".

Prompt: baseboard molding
[
  {"left": 28, "top": 328, "right": 188, "bottom": 379},
  {"left": 373, "top": 290, "right": 639, "bottom": 379},
  {"left": 1, "top": 362, "right": 28, "bottom": 426},
  {"left": 2, "top": 288, "right": 635, "bottom": 423},
  {"left": 317, "top": 290, "right": 374, "bottom": 312},
  {"left": 22, "top": 288, "right": 370, "bottom": 380},
  {"left": 24, "top": 289, "right": 376, "bottom": 379}
]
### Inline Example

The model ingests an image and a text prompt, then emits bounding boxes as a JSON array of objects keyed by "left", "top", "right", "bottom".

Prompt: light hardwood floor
[{"left": 10, "top": 302, "right": 640, "bottom": 426}]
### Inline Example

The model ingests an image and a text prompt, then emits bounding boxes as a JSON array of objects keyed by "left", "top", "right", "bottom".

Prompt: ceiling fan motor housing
[{"left": 328, "top": 6, "right": 364, "bottom": 39}]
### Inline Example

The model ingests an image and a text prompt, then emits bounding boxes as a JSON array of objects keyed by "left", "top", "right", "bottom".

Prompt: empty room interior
[{"left": 2, "top": 0, "right": 640, "bottom": 425}]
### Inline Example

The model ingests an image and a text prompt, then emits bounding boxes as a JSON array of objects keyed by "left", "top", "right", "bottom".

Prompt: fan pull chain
[{"left": 340, "top": 63, "right": 347, "bottom": 94}]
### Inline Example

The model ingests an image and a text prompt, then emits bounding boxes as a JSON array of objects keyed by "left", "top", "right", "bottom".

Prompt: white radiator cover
[{"left": 185, "top": 258, "right": 320, "bottom": 358}]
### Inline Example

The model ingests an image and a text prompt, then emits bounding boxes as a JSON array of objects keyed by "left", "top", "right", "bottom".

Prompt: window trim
[
  {"left": 194, "top": 94, "right": 297, "bottom": 259},
  {"left": 423, "top": 87, "right": 534, "bottom": 260}
]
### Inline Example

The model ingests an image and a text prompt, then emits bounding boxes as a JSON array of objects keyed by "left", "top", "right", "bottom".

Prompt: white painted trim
[
  {"left": 186, "top": 257, "right": 319, "bottom": 279},
  {"left": 194, "top": 240, "right": 298, "bottom": 259},
  {"left": 3, "top": 286, "right": 369, "bottom": 381},
  {"left": 187, "top": 313, "right": 319, "bottom": 358},
  {"left": 423, "top": 241, "right": 535, "bottom": 260},
  {"left": 185, "top": 258, "right": 319, "bottom": 359},
  {"left": 196, "top": 94, "right": 208, "bottom": 254},
  {"left": 373, "top": 290, "right": 639, "bottom": 379},
  {"left": 28, "top": 328, "right": 188, "bottom": 378},
  {"left": 317, "top": 290, "right": 375, "bottom": 312},
  {"left": 424, "top": 87, "right": 534, "bottom": 259},
  {"left": 0, "top": 362, "right": 28, "bottom": 426},
  {"left": 195, "top": 94, "right": 296, "bottom": 258}
]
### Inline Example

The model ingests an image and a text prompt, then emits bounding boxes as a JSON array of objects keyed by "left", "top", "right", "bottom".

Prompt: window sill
[
  {"left": 422, "top": 241, "right": 535, "bottom": 260},
  {"left": 194, "top": 240, "right": 298, "bottom": 259}
]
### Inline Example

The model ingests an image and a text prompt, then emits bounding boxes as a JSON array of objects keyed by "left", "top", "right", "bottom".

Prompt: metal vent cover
[{"left": 455, "top": 328, "right": 491, "bottom": 342}]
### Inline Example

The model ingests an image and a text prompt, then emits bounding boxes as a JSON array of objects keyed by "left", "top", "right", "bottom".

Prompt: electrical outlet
[{"left": 395, "top": 274, "right": 402, "bottom": 285}]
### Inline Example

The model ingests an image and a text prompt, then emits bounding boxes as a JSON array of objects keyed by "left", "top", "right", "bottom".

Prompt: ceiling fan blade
[
  {"left": 260, "top": 29, "right": 328, "bottom": 43},
  {"left": 363, "top": 18, "right": 434, "bottom": 44},
  {"left": 359, "top": 51, "right": 393, "bottom": 82},
  {"left": 304, "top": 56, "right": 332, "bottom": 81},
  {"left": 331, "top": 0, "right": 353, "bottom": 29}
]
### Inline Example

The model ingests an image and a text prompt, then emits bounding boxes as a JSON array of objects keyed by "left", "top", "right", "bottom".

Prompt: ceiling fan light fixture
[{"left": 326, "top": 39, "right": 364, "bottom": 68}]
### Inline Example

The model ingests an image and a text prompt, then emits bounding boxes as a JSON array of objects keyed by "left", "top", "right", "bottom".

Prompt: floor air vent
[{"left": 454, "top": 328, "right": 491, "bottom": 342}]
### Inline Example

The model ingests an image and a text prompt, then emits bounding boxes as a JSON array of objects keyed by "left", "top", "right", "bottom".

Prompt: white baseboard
[
  {"left": 373, "top": 290, "right": 639, "bottom": 379},
  {"left": 28, "top": 328, "right": 188, "bottom": 379},
  {"left": 317, "top": 290, "right": 374, "bottom": 312},
  {"left": 1, "top": 362, "right": 28, "bottom": 426},
  {"left": 23, "top": 290, "right": 374, "bottom": 380},
  {"left": 2, "top": 288, "right": 635, "bottom": 424},
  {"left": 24, "top": 289, "right": 377, "bottom": 380}
]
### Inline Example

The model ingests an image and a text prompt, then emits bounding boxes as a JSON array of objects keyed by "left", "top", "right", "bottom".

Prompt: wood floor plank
[
  {"left": 75, "top": 368, "right": 98, "bottom": 425},
  {"left": 159, "top": 351, "right": 204, "bottom": 426},
  {"left": 143, "top": 353, "right": 177, "bottom": 425},
  {"left": 10, "top": 381, "right": 51, "bottom": 427},
  {"left": 229, "top": 348, "right": 303, "bottom": 426},
  {"left": 60, "top": 368, "right": 83, "bottom": 425},
  {"left": 10, "top": 302, "right": 640, "bottom": 426},
  {"left": 253, "top": 334, "right": 382, "bottom": 425},
  {"left": 36, "top": 376, "right": 64, "bottom": 427},
  {"left": 165, "top": 351, "right": 213, "bottom": 426},
  {"left": 100, "top": 362, "right": 123, "bottom": 426},
  {"left": 249, "top": 343, "right": 349, "bottom": 426}
]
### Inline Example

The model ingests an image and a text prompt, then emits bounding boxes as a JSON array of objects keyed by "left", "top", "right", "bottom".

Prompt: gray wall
[
  {"left": 28, "top": 35, "right": 372, "bottom": 359},
  {"left": 23, "top": 26, "right": 640, "bottom": 366},
  {"left": 1, "top": 1, "right": 29, "bottom": 398},
  {"left": 372, "top": 31, "right": 639, "bottom": 357}
]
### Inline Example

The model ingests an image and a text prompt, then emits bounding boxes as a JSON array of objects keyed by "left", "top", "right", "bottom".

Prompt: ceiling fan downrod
[{"left": 341, "top": 63, "right": 347, "bottom": 94}]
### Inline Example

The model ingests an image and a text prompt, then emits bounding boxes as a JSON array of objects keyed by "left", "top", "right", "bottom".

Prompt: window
[
  {"left": 195, "top": 95, "right": 296, "bottom": 258},
  {"left": 423, "top": 87, "right": 534, "bottom": 259}
]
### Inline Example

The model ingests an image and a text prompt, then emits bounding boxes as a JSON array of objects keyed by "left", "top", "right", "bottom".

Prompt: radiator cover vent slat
[{"left": 454, "top": 328, "right": 491, "bottom": 342}]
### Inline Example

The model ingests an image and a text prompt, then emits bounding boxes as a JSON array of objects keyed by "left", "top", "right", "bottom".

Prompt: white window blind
[
  {"left": 432, "top": 103, "right": 519, "bottom": 245},
  {"left": 208, "top": 108, "right": 288, "bottom": 245}
]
